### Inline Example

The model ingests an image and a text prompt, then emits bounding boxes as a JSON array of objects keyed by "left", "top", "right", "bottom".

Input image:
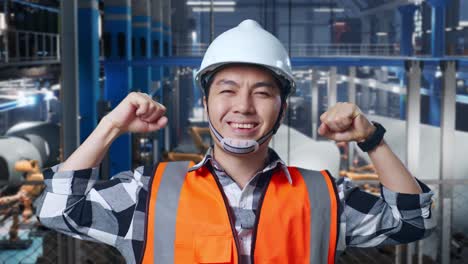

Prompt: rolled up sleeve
[
  {"left": 33, "top": 164, "right": 138, "bottom": 246},
  {"left": 339, "top": 177, "right": 435, "bottom": 248}
]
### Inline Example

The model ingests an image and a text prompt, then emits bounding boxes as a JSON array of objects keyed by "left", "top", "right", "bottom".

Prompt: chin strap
[{"left": 207, "top": 104, "right": 284, "bottom": 155}]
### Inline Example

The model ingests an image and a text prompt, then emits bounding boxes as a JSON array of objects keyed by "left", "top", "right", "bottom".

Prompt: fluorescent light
[
  {"left": 17, "top": 92, "right": 36, "bottom": 107},
  {"left": 98, "top": 15, "right": 102, "bottom": 38},
  {"left": 0, "top": 13, "right": 6, "bottom": 31},
  {"left": 191, "top": 31, "right": 197, "bottom": 41},
  {"left": 426, "top": 30, "right": 431, "bottom": 34},
  {"left": 187, "top": 1, "right": 236, "bottom": 6},
  {"left": 314, "top": 8, "right": 344, "bottom": 13},
  {"left": 392, "top": 86, "right": 401, "bottom": 93},
  {"left": 376, "top": 32, "right": 388, "bottom": 36},
  {"left": 456, "top": 26, "right": 463, "bottom": 30},
  {"left": 192, "top": 7, "right": 235, "bottom": 12},
  {"left": 445, "top": 27, "right": 452, "bottom": 32},
  {"left": 459, "top": 21, "right": 468, "bottom": 27}
]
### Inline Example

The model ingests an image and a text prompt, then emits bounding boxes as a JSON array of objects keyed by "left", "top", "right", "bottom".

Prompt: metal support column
[
  {"left": 78, "top": 0, "right": 100, "bottom": 142},
  {"left": 60, "top": 0, "right": 80, "bottom": 263},
  {"left": 151, "top": 0, "right": 164, "bottom": 161},
  {"left": 404, "top": 60, "right": 422, "bottom": 264},
  {"left": 103, "top": 0, "right": 132, "bottom": 174},
  {"left": 151, "top": 0, "right": 164, "bottom": 94},
  {"left": 425, "top": 73, "right": 441, "bottom": 126},
  {"left": 398, "top": 5, "right": 417, "bottom": 56},
  {"left": 376, "top": 68, "right": 389, "bottom": 116},
  {"left": 3, "top": 0, "right": 9, "bottom": 63},
  {"left": 310, "top": 69, "right": 319, "bottom": 140},
  {"left": 328, "top": 67, "right": 337, "bottom": 108},
  {"left": 439, "top": 60, "right": 457, "bottom": 264},
  {"left": 132, "top": 0, "right": 151, "bottom": 93},
  {"left": 427, "top": 0, "right": 450, "bottom": 57},
  {"left": 161, "top": 0, "right": 172, "bottom": 151},
  {"left": 162, "top": 0, "right": 171, "bottom": 57},
  {"left": 347, "top": 67, "right": 356, "bottom": 169}
]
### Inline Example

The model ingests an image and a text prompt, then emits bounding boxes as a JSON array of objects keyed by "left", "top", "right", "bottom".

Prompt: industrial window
[
  {"left": 117, "top": 32, "right": 126, "bottom": 58},
  {"left": 140, "top": 37, "right": 146, "bottom": 57},
  {"left": 103, "top": 32, "right": 111, "bottom": 58},
  {"left": 163, "top": 42, "right": 169, "bottom": 56},
  {"left": 153, "top": 40, "right": 160, "bottom": 56},
  {"left": 132, "top": 37, "right": 136, "bottom": 57}
]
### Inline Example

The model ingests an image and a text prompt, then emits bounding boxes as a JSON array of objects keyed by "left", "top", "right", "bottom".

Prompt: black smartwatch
[{"left": 357, "top": 122, "right": 386, "bottom": 152}]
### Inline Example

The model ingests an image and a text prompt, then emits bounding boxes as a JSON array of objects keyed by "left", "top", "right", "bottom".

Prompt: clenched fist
[
  {"left": 318, "top": 102, "right": 376, "bottom": 142},
  {"left": 103, "top": 92, "right": 168, "bottom": 134}
]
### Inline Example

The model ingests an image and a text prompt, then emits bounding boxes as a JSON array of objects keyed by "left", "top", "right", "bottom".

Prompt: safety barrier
[
  {"left": 174, "top": 43, "right": 403, "bottom": 57},
  {"left": 0, "top": 29, "right": 60, "bottom": 64}
]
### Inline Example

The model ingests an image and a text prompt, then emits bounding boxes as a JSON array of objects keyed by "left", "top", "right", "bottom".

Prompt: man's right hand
[{"left": 103, "top": 92, "right": 168, "bottom": 134}]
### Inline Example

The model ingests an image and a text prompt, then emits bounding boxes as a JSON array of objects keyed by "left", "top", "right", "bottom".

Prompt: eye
[
  {"left": 255, "top": 91, "right": 271, "bottom": 97},
  {"left": 220, "top": 89, "right": 234, "bottom": 94}
]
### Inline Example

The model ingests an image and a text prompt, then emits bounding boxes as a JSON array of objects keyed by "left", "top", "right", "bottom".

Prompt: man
[{"left": 34, "top": 20, "right": 434, "bottom": 264}]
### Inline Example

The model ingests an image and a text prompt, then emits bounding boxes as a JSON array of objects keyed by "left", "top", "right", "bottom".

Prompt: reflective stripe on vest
[
  {"left": 141, "top": 162, "right": 339, "bottom": 264},
  {"left": 299, "top": 168, "right": 339, "bottom": 264}
]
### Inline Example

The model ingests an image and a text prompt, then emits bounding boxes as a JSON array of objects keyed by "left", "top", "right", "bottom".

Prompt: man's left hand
[{"left": 318, "top": 102, "right": 376, "bottom": 142}]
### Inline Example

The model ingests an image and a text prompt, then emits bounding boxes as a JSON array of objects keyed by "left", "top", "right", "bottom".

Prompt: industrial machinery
[{"left": 0, "top": 121, "right": 59, "bottom": 183}]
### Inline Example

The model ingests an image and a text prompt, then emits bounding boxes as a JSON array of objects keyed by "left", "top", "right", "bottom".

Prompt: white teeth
[{"left": 231, "top": 123, "right": 255, "bottom": 129}]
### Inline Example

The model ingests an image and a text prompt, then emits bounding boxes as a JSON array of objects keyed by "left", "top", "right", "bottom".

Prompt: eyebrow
[
  {"left": 215, "top": 79, "right": 239, "bottom": 87},
  {"left": 215, "top": 79, "right": 276, "bottom": 90},
  {"left": 252, "top": 81, "right": 276, "bottom": 89}
]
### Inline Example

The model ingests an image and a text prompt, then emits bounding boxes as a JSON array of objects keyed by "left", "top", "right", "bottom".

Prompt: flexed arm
[
  {"left": 320, "top": 103, "right": 435, "bottom": 249},
  {"left": 318, "top": 102, "right": 422, "bottom": 194},
  {"left": 59, "top": 92, "right": 168, "bottom": 171}
]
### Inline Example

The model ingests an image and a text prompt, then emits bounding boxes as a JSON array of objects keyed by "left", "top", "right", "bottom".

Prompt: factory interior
[{"left": 0, "top": 0, "right": 468, "bottom": 263}]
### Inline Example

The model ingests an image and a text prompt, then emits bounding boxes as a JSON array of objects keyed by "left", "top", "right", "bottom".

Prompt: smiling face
[{"left": 204, "top": 64, "right": 285, "bottom": 154}]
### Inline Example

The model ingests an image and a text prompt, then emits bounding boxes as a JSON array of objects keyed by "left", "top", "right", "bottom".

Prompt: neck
[{"left": 212, "top": 144, "right": 269, "bottom": 189}]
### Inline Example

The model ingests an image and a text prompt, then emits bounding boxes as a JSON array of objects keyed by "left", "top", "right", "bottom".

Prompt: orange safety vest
[{"left": 141, "top": 161, "right": 339, "bottom": 264}]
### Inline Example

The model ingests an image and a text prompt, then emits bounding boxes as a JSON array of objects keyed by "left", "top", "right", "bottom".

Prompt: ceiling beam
[{"left": 358, "top": 0, "right": 414, "bottom": 17}]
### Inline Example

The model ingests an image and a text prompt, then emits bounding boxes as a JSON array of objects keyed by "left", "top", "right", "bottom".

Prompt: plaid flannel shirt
[{"left": 34, "top": 148, "right": 435, "bottom": 264}]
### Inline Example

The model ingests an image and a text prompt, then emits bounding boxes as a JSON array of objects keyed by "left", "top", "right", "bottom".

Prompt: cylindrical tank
[
  {"left": 6, "top": 122, "right": 60, "bottom": 167},
  {"left": 0, "top": 137, "right": 42, "bottom": 183}
]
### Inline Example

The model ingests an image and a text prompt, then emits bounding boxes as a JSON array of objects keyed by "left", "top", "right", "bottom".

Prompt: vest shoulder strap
[
  {"left": 143, "top": 161, "right": 194, "bottom": 264},
  {"left": 294, "top": 167, "right": 340, "bottom": 264}
]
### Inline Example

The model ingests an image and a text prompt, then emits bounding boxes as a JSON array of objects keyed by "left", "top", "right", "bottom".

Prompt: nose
[{"left": 232, "top": 90, "right": 255, "bottom": 115}]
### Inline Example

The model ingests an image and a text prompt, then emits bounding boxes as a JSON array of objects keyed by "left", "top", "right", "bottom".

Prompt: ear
[
  {"left": 203, "top": 96, "right": 208, "bottom": 113},
  {"left": 280, "top": 101, "right": 288, "bottom": 121}
]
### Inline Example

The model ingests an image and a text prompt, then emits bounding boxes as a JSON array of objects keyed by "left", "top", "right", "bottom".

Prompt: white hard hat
[{"left": 196, "top": 19, "right": 296, "bottom": 97}]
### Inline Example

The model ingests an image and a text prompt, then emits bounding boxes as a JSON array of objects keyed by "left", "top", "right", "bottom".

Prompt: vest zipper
[
  {"left": 250, "top": 170, "right": 274, "bottom": 264},
  {"left": 210, "top": 167, "right": 242, "bottom": 264},
  {"left": 139, "top": 164, "right": 159, "bottom": 264}
]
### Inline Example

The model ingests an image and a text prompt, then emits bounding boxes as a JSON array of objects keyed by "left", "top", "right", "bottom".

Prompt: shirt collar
[{"left": 188, "top": 147, "right": 293, "bottom": 185}]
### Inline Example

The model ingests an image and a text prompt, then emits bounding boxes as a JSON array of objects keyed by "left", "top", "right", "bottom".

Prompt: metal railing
[
  {"left": 291, "top": 43, "right": 400, "bottom": 57},
  {"left": 0, "top": 29, "right": 60, "bottom": 64},
  {"left": 174, "top": 43, "right": 401, "bottom": 57}
]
